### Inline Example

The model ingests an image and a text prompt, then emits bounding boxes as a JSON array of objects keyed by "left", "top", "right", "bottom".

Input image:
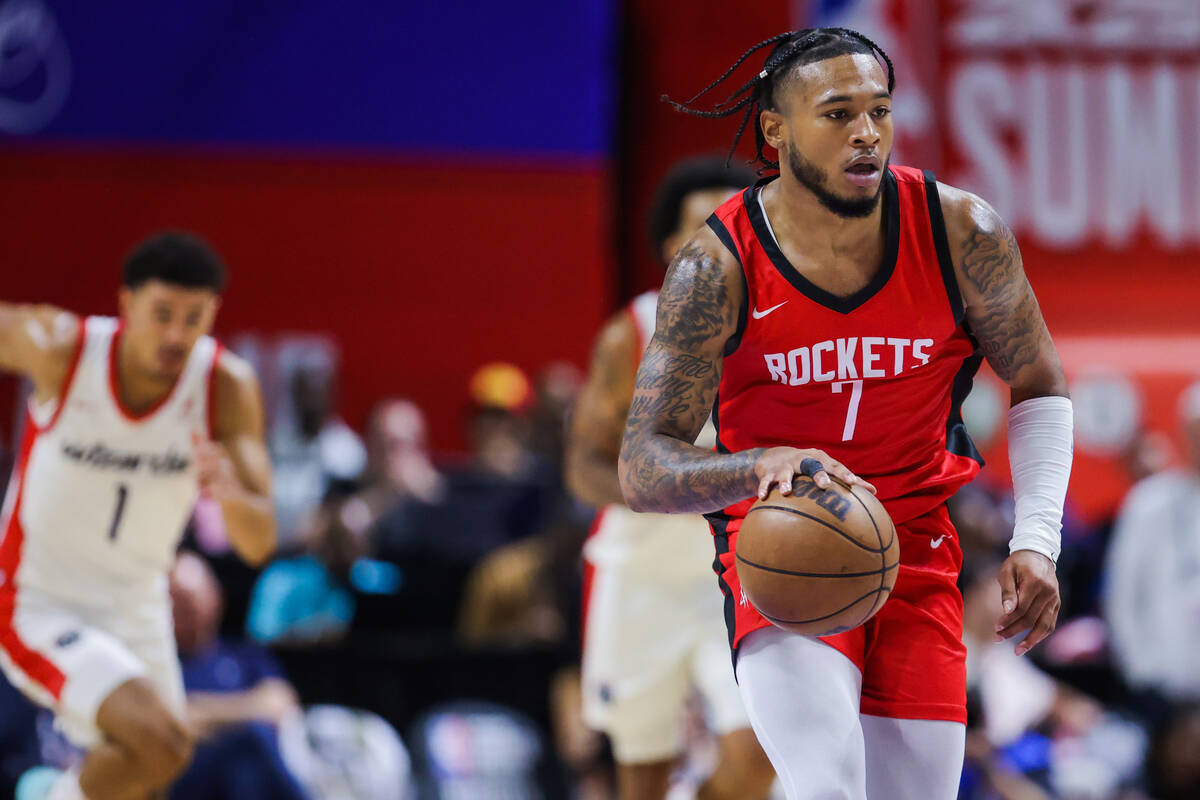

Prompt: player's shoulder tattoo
[
  {"left": 655, "top": 240, "right": 740, "bottom": 352},
  {"left": 957, "top": 197, "right": 1020, "bottom": 297},
  {"left": 941, "top": 185, "right": 1046, "bottom": 383}
]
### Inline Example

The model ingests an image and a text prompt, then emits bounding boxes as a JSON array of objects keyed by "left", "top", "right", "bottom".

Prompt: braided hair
[{"left": 663, "top": 28, "right": 895, "bottom": 171}]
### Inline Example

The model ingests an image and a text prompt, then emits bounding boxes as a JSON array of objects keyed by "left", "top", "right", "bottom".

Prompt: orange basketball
[{"left": 736, "top": 476, "right": 899, "bottom": 637}]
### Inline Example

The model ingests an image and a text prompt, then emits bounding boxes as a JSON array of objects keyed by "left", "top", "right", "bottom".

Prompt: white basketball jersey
[
  {"left": 1, "top": 317, "right": 219, "bottom": 602},
  {"left": 583, "top": 291, "right": 717, "bottom": 586}
]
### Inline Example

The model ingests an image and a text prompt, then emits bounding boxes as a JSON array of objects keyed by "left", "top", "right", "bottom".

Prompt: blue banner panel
[{"left": 0, "top": 0, "right": 615, "bottom": 156}]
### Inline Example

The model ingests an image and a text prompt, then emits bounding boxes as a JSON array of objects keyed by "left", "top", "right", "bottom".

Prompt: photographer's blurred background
[{"left": 2, "top": 1, "right": 1199, "bottom": 798}]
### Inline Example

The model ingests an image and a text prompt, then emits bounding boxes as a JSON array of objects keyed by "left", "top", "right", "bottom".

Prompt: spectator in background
[
  {"left": 528, "top": 360, "right": 584, "bottom": 471},
  {"left": 1105, "top": 381, "right": 1200, "bottom": 706},
  {"left": 1145, "top": 703, "right": 1200, "bottom": 800},
  {"left": 169, "top": 551, "right": 309, "bottom": 800},
  {"left": 1056, "top": 428, "right": 1173, "bottom": 626},
  {"left": 249, "top": 397, "right": 445, "bottom": 641},
  {"left": 960, "top": 558, "right": 1145, "bottom": 799},
  {"left": 372, "top": 365, "right": 556, "bottom": 577},
  {"left": 270, "top": 350, "right": 366, "bottom": 548},
  {"left": 315, "top": 398, "right": 446, "bottom": 577}
]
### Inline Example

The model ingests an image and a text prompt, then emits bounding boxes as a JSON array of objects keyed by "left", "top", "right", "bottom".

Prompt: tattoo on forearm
[
  {"left": 618, "top": 243, "right": 759, "bottom": 513},
  {"left": 959, "top": 216, "right": 1047, "bottom": 383}
]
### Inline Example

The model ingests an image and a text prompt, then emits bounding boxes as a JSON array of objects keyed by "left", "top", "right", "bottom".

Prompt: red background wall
[{"left": 0, "top": 149, "right": 612, "bottom": 451}]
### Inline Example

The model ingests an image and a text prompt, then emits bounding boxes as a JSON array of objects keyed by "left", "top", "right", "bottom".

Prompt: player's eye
[
  {"left": 872, "top": 106, "right": 891, "bottom": 118},
  {"left": 155, "top": 309, "right": 172, "bottom": 323},
  {"left": 825, "top": 109, "right": 847, "bottom": 120},
  {"left": 185, "top": 311, "right": 202, "bottom": 326}
]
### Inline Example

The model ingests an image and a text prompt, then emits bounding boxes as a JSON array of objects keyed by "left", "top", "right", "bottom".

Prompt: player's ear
[{"left": 760, "top": 108, "right": 786, "bottom": 151}]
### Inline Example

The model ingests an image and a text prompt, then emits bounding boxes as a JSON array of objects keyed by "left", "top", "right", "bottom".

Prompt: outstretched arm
[
  {"left": 618, "top": 230, "right": 868, "bottom": 514},
  {"left": 944, "top": 185, "right": 1072, "bottom": 657},
  {"left": 0, "top": 302, "right": 80, "bottom": 403},
  {"left": 195, "top": 351, "right": 277, "bottom": 566},
  {"left": 565, "top": 313, "right": 638, "bottom": 508}
]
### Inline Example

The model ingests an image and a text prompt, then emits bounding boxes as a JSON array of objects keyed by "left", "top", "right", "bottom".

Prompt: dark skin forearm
[
  {"left": 565, "top": 315, "right": 639, "bottom": 508},
  {"left": 618, "top": 240, "right": 762, "bottom": 513},
  {"left": 565, "top": 448, "right": 627, "bottom": 508},
  {"left": 621, "top": 430, "right": 763, "bottom": 514}
]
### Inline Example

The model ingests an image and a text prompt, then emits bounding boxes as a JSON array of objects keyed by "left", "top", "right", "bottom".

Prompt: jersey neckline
[
  {"left": 107, "top": 322, "right": 189, "bottom": 423},
  {"left": 744, "top": 169, "right": 900, "bottom": 315}
]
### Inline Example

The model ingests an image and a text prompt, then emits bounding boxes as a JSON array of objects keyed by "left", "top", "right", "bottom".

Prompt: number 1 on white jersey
[{"left": 832, "top": 380, "right": 863, "bottom": 441}]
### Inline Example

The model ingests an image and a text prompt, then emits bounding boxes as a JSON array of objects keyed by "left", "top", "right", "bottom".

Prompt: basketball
[{"left": 736, "top": 476, "right": 899, "bottom": 637}]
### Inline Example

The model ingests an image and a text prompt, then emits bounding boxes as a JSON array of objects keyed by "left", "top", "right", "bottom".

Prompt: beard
[{"left": 786, "top": 145, "right": 886, "bottom": 219}]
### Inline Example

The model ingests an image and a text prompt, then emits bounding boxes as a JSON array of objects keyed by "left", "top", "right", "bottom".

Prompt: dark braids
[{"left": 663, "top": 28, "right": 895, "bottom": 171}]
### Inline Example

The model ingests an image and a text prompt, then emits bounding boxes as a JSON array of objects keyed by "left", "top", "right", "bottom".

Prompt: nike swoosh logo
[
  {"left": 752, "top": 301, "right": 788, "bottom": 319},
  {"left": 930, "top": 535, "right": 947, "bottom": 549}
]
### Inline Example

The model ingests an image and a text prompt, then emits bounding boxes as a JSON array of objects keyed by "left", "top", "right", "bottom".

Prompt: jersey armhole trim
[
  {"left": 706, "top": 214, "right": 748, "bottom": 357},
  {"left": 922, "top": 171, "right": 966, "bottom": 326},
  {"left": 38, "top": 319, "right": 88, "bottom": 433},
  {"left": 205, "top": 341, "right": 225, "bottom": 441}
]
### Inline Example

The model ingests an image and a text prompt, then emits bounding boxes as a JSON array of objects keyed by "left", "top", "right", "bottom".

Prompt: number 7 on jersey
[{"left": 831, "top": 380, "right": 863, "bottom": 441}]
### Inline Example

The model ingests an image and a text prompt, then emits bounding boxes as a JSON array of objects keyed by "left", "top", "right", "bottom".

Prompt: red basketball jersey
[{"left": 706, "top": 165, "right": 982, "bottom": 531}]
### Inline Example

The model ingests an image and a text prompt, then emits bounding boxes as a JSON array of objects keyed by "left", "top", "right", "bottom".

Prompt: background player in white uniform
[
  {"left": 0, "top": 232, "right": 276, "bottom": 799},
  {"left": 566, "top": 158, "right": 774, "bottom": 800}
]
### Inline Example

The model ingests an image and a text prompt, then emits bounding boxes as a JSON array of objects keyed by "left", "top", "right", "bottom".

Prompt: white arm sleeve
[{"left": 1007, "top": 395, "right": 1074, "bottom": 563}]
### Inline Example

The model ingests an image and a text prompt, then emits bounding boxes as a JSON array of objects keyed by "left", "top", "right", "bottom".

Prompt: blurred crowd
[{"left": 2, "top": 352, "right": 1200, "bottom": 800}]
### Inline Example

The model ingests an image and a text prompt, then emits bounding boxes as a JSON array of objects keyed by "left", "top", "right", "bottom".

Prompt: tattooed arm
[
  {"left": 565, "top": 313, "right": 638, "bottom": 507},
  {"left": 617, "top": 230, "right": 869, "bottom": 514},
  {"left": 940, "top": 185, "right": 1068, "bottom": 402},
  {"left": 942, "top": 183, "right": 1071, "bottom": 656}
]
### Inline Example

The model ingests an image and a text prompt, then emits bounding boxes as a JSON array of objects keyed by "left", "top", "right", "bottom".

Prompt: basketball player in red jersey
[
  {"left": 0, "top": 232, "right": 276, "bottom": 799},
  {"left": 618, "top": 29, "right": 1074, "bottom": 799},
  {"left": 568, "top": 157, "right": 774, "bottom": 800}
]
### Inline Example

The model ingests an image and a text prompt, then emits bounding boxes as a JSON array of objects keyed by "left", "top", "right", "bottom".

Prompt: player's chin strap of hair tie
[
  {"left": 799, "top": 457, "right": 825, "bottom": 479},
  {"left": 758, "top": 69, "right": 769, "bottom": 80},
  {"left": 1007, "top": 395, "right": 1074, "bottom": 564}
]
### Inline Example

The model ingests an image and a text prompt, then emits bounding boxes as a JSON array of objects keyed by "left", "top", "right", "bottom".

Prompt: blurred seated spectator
[
  {"left": 362, "top": 374, "right": 556, "bottom": 629},
  {"left": 527, "top": 360, "right": 584, "bottom": 470},
  {"left": 456, "top": 491, "right": 590, "bottom": 648},
  {"left": 1056, "top": 428, "right": 1173, "bottom": 624},
  {"left": 248, "top": 398, "right": 439, "bottom": 643},
  {"left": 270, "top": 346, "right": 366, "bottom": 548},
  {"left": 169, "top": 551, "right": 309, "bottom": 800},
  {"left": 960, "top": 557, "right": 1147, "bottom": 799},
  {"left": 1145, "top": 703, "right": 1200, "bottom": 800},
  {"left": 458, "top": 536, "right": 565, "bottom": 647},
  {"left": 1105, "top": 381, "right": 1200, "bottom": 705}
]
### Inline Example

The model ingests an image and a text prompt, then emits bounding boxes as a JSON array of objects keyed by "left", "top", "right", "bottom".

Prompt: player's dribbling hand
[
  {"left": 995, "top": 550, "right": 1060, "bottom": 655},
  {"left": 753, "top": 447, "right": 876, "bottom": 499},
  {"left": 193, "top": 432, "right": 239, "bottom": 500}
]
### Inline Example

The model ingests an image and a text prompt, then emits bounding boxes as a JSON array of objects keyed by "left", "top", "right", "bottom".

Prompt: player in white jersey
[
  {"left": 0, "top": 232, "right": 276, "bottom": 799},
  {"left": 566, "top": 158, "right": 774, "bottom": 800}
]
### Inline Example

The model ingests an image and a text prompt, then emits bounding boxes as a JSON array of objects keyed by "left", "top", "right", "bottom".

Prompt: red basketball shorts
[{"left": 712, "top": 502, "right": 967, "bottom": 723}]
